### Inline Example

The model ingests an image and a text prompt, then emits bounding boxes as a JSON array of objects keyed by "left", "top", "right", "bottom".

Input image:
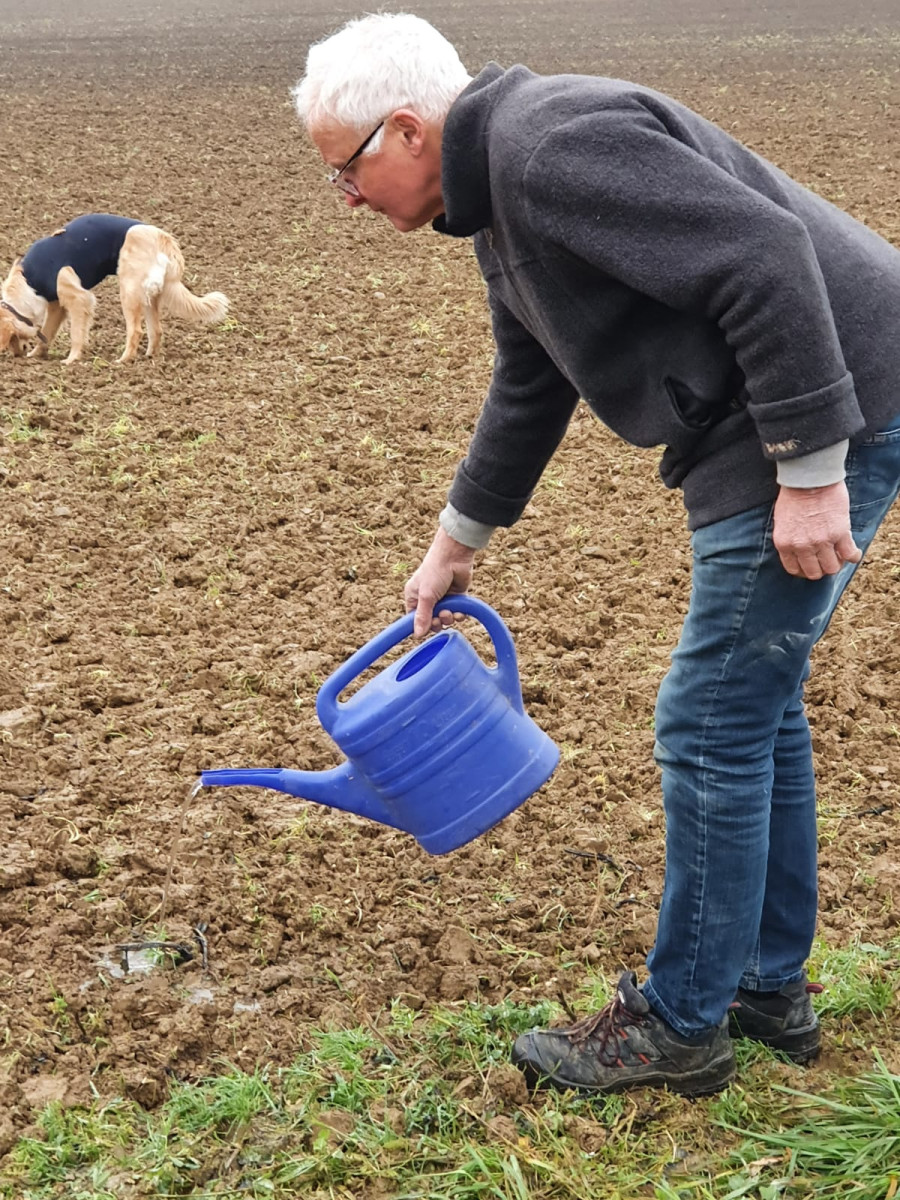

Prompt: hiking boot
[
  {"left": 511, "top": 971, "right": 735, "bottom": 1096},
  {"left": 728, "top": 972, "right": 823, "bottom": 1063}
]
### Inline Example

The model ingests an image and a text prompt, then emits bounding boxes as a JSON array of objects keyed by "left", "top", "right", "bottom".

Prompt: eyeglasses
[{"left": 328, "top": 121, "right": 385, "bottom": 196}]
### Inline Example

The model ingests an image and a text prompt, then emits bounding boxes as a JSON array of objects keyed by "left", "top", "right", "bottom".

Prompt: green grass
[
  {"left": 711, "top": 1053, "right": 900, "bottom": 1200},
  {"left": 809, "top": 941, "right": 897, "bottom": 1021},
  {"left": 0, "top": 407, "right": 46, "bottom": 441},
  {"left": 2, "top": 939, "right": 898, "bottom": 1200}
]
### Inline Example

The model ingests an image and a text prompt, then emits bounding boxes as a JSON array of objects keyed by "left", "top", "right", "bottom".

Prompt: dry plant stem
[{"left": 159, "top": 780, "right": 203, "bottom": 926}]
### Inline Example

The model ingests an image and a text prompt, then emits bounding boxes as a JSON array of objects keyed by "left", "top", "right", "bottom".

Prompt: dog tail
[
  {"left": 161, "top": 280, "right": 229, "bottom": 325},
  {"left": 151, "top": 230, "right": 228, "bottom": 325}
]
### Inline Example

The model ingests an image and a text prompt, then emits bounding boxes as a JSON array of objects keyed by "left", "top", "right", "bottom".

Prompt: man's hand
[
  {"left": 405, "top": 526, "right": 476, "bottom": 638},
  {"left": 773, "top": 480, "right": 861, "bottom": 579}
]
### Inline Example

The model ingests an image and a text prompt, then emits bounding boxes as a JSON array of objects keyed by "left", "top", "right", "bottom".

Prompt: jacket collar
[{"left": 434, "top": 63, "right": 527, "bottom": 237}]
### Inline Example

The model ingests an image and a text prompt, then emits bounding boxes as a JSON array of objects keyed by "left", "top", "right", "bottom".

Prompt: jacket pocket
[{"left": 665, "top": 376, "right": 717, "bottom": 431}]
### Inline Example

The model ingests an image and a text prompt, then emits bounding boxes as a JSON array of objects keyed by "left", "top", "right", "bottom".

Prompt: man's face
[{"left": 311, "top": 111, "right": 445, "bottom": 233}]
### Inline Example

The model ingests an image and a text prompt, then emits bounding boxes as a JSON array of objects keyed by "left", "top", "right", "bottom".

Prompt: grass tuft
[
  {"left": 810, "top": 938, "right": 899, "bottom": 1020},
  {"left": 719, "top": 1052, "right": 900, "bottom": 1200}
]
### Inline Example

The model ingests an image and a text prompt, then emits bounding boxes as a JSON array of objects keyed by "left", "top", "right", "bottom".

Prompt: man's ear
[{"left": 390, "top": 108, "right": 428, "bottom": 155}]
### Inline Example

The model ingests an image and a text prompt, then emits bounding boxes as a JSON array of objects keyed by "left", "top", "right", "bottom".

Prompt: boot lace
[{"left": 562, "top": 992, "right": 649, "bottom": 1066}]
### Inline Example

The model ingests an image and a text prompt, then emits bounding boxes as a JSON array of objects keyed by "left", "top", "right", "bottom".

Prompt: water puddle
[
  {"left": 82, "top": 964, "right": 262, "bottom": 1017},
  {"left": 92, "top": 948, "right": 159, "bottom": 980}
]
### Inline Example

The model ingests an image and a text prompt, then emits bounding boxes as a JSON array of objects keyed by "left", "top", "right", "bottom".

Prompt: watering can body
[{"left": 201, "top": 595, "right": 559, "bottom": 855}]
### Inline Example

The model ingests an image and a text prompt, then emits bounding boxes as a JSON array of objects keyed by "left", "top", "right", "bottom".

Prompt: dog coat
[{"left": 21, "top": 214, "right": 143, "bottom": 302}]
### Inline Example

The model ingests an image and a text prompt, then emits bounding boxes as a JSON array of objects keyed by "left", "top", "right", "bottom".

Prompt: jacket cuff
[
  {"left": 439, "top": 504, "right": 495, "bottom": 550},
  {"left": 447, "top": 463, "right": 531, "bottom": 527},
  {"left": 776, "top": 440, "right": 848, "bottom": 488},
  {"left": 748, "top": 373, "right": 864, "bottom": 460}
]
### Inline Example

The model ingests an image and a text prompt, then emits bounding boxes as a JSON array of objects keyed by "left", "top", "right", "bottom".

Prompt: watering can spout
[{"left": 199, "top": 765, "right": 406, "bottom": 831}]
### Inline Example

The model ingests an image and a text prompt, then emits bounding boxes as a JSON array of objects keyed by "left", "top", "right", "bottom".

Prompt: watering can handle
[{"left": 316, "top": 594, "right": 524, "bottom": 727}]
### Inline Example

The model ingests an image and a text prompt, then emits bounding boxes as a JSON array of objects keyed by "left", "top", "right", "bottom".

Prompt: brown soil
[{"left": 1, "top": 0, "right": 899, "bottom": 1149}]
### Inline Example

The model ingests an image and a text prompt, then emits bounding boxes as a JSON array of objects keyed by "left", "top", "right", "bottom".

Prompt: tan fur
[{"left": 2, "top": 223, "right": 229, "bottom": 364}]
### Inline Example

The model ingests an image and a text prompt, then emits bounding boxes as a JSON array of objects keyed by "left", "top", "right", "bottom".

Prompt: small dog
[{"left": 2, "top": 213, "right": 229, "bottom": 364}]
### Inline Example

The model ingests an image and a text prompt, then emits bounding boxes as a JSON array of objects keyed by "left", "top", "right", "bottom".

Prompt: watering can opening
[{"left": 396, "top": 632, "right": 450, "bottom": 682}]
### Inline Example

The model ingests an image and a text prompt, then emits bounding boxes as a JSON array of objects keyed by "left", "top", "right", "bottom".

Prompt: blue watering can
[{"left": 200, "top": 595, "right": 559, "bottom": 855}]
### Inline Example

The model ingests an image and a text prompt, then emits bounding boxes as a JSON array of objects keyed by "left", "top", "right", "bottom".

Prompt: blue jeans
[{"left": 644, "top": 414, "right": 900, "bottom": 1037}]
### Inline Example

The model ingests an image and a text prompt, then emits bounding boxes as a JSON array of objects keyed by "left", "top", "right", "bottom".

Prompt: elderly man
[{"left": 294, "top": 13, "right": 900, "bottom": 1096}]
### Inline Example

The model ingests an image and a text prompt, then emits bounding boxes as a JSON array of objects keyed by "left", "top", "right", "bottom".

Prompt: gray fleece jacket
[{"left": 433, "top": 64, "right": 900, "bottom": 531}]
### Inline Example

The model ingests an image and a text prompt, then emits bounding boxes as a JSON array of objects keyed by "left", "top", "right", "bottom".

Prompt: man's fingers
[
  {"left": 778, "top": 540, "right": 860, "bottom": 580},
  {"left": 794, "top": 549, "right": 824, "bottom": 580},
  {"left": 415, "top": 603, "right": 458, "bottom": 638},
  {"left": 835, "top": 531, "right": 862, "bottom": 564},
  {"left": 414, "top": 596, "right": 435, "bottom": 639},
  {"left": 405, "top": 527, "right": 477, "bottom": 637}
]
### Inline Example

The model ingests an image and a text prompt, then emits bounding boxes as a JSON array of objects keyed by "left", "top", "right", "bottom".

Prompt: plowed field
[{"left": 1, "top": 0, "right": 899, "bottom": 1149}]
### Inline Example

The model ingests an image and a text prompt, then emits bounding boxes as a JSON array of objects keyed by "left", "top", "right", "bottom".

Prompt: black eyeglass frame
[{"left": 328, "top": 120, "right": 386, "bottom": 193}]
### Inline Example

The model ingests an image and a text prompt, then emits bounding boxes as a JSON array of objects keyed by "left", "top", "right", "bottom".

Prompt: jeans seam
[{"left": 684, "top": 507, "right": 773, "bottom": 1006}]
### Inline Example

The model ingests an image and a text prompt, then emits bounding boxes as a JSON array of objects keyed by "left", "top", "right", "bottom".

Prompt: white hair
[{"left": 292, "top": 12, "right": 472, "bottom": 152}]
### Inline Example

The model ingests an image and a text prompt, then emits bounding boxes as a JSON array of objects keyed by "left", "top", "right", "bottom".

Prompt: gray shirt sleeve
[
  {"left": 776, "top": 440, "right": 848, "bottom": 487},
  {"left": 439, "top": 503, "right": 496, "bottom": 549}
]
